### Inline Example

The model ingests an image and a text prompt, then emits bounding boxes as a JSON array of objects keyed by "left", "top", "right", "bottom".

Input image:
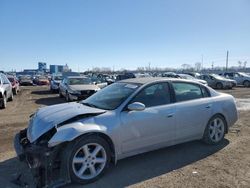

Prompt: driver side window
[{"left": 131, "top": 82, "right": 171, "bottom": 108}]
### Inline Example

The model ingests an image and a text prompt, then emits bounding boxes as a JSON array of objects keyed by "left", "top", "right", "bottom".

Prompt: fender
[{"left": 48, "top": 122, "right": 109, "bottom": 147}]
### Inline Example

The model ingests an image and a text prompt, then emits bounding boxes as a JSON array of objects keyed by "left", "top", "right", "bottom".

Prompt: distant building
[
  {"left": 50, "top": 64, "right": 71, "bottom": 74},
  {"left": 38, "top": 62, "right": 47, "bottom": 72}
]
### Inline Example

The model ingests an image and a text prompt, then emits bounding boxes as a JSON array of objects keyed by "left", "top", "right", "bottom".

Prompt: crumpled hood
[
  {"left": 69, "top": 84, "right": 99, "bottom": 91},
  {"left": 27, "top": 102, "right": 106, "bottom": 143}
]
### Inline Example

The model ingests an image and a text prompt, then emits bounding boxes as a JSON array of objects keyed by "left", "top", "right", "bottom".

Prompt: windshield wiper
[{"left": 81, "top": 102, "right": 99, "bottom": 109}]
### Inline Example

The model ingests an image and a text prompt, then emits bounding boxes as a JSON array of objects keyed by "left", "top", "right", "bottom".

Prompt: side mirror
[{"left": 127, "top": 102, "right": 145, "bottom": 111}]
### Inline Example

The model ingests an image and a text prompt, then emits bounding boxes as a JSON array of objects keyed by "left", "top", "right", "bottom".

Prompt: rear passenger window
[
  {"left": 201, "top": 86, "right": 210, "bottom": 97},
  {"left": 172, "top": 82, "right": 203, "bottom": 102}
]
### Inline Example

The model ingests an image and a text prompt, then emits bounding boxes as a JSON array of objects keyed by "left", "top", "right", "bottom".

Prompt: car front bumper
[
  {"left": 69, "top": 91, "right": 96, "bottom": 101},
  {"left": 14, "top": 129, "right": 68, "bottom": 187}
]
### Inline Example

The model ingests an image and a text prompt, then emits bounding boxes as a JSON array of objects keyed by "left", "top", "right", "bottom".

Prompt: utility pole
[
  {"left": 201, "top": 55, "right": 203, "bottom": 70},
  {"left": 226, "top": 50, "right": 229, "bottom": 71}
]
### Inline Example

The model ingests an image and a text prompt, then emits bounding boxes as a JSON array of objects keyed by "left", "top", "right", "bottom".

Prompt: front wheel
[
  {"left": 203, "top": 115, "right": 226, "bottom": 145},
  {"left": 216, "top": 82, "right": 223, "bottom": 89},
  {"left": 67, "top": 136, "right": 111, "bottom": 184},
  {"left": 243, "top": 80, "right": 250, "bottom": 87}
]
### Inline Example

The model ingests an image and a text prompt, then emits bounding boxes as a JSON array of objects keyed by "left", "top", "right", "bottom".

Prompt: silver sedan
[{"left": 14, "top": 77, "right": 238, "bottom": 187}]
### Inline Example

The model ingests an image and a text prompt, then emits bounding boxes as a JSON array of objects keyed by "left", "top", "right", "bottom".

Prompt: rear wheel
[
  {"left": 67, "top": 136, "right": 111, "bottom": 184},
  {"left": 9, "top": 92, "right": 14, "bottom": 101},
  {"left": 216, "top": 82, "right": 223, "bottom": 89},
  {"left": 243, "top": 80, "right": 250, "bottom": 87},
  {"left": 203, "top": 115, "right": 226, "bottom": 145},
  {"left": 59, "top": 89, "right": 63, "bottom": 98}
]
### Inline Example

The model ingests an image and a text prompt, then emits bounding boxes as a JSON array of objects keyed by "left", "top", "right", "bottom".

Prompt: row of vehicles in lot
[
  {"left": 49, "top": 71, "right": 250, "bottom": 102},
  {"left": 1, "top": 71, "right": 250, "bottom": 109}
]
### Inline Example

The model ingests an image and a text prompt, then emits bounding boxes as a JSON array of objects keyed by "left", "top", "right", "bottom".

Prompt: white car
[
  {"left": 178, "top": 73, "right": 208, "bottom": 85},
  {"left": 14, "top": 77, "right": 238, "bottom": 187},
  {"left": 59, "top": 76, "right": 100, "bottom": 101},
  {"left": 0, "top": 73, "right": 13, "bottom": 109}
]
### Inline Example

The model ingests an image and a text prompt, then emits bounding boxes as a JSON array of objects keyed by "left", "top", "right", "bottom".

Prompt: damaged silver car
[{"left": 14, "top": 77, "right": 238, "bottom": 187}]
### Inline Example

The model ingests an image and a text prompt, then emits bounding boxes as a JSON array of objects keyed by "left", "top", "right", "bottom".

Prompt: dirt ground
[{"left": 0, "top": 86, "right": 250, "bottom": 188}]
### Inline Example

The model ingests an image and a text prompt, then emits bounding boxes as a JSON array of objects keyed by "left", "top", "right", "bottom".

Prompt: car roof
[{"left": 119, "top": 77, "right": 197, "bottom": 85}]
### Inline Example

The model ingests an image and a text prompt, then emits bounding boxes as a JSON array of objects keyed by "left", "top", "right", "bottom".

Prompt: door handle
[
  {"left": 167, "top": 113, "right": 174, "bottom": 118},
  {"left": 206, "top": 104, "right": 212, "bottom": 109}
]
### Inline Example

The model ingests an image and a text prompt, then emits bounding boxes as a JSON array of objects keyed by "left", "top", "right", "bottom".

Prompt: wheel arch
[{"left": 48, "top": 124, "right": 117, "bottom": 163}]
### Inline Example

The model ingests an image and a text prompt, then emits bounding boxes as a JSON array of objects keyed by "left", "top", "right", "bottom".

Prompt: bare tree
[
  {"left": 243, "top": 61, "right": 247, "bottom": 69},
  {"left": 238, "top": 61, "right": 242, "bottom": 69},
  {"left": 195, "top": 62, "right": 202, "bottom": 71}
]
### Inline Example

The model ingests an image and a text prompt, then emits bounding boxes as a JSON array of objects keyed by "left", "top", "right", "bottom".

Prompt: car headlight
[{"left": 95, "top": 88, "right": 101, "bottom": 92}]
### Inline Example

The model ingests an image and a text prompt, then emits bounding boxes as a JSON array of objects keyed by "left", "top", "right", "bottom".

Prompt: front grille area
[{"left": 80, "top": 90, "right": 95, "bottom": 96}]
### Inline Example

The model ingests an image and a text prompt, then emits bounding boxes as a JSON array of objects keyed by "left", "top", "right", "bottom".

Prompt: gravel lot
[{"left": 0, "top": 86, "right": 250, "bottom": 188}]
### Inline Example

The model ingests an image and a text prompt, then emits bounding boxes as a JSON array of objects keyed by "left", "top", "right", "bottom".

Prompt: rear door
[{"left": 171, "top": 82, "right": 212, "bottom": 142}]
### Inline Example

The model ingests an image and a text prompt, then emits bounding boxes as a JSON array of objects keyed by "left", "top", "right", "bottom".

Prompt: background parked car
[
  {"left": 220, "top": 72, "right": 250, "bottom": 87},
  {"left": 178, "top": 74, "right": 208, "bottom": 85},
  {"left": 0, "top": 73, "right": 13, "bottom": 109},
  {"left": 7, "top": 75, "right": 20, "bottom": 95},
  {"left": 18, "top": 75, "right": 33, "bottom": 86},
  {"left": 97, "top": 74, "right": 115, "bottom": 85},
  {"left": 90, "top": 77, "right": 108, "bottom": 89},
  {"left": 199, "top": 74, "right": 235, "bottom": 89},
  {"left": 33, "top": 76, "right": 49, "bottom": 85},
  {"left": 116, "top": 72, "right": 136, "bottom": 81},
  {"left": 50, "top": 75, "right": 63, "bottom": 92},
  {"left": 59, "top": 76, "right": 100, "bottom": 101},
  {"left": 162, "top": 72, "right": 180, "bottom": 78}
]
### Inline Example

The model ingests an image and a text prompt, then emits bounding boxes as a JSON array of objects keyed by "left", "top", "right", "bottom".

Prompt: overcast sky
[{"left": 0, "top": 0, "right": 250, "bottom": 71}]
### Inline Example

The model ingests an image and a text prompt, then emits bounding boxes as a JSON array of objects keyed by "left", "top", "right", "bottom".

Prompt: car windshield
[
  {"left": 211, "top": 74, "right": 225, "bottom": 80},
  {"left": 68, "top": 77, "right": 92, "bottom": 85},
  {"left": 8, "top": 77, "right": 14, "bottom": 82},
  {"left": 54, "top": 76, "right": 62, "bottom": 80},
  {"left": 38, "top": 76, "right": 47, "bottom": 79},
  {"left": 239, "top": 72, "right": 249, "bottom": 77},
  {"left": 81, "top": 82, "right": 140, "bottom": 110},
  {"left": 179, "top": 74, "right": 195, "bottom": 80}
]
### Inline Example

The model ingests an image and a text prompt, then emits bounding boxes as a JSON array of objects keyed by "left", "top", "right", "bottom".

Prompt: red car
[{"left": 7, "top": 76, "right": 20, "bottom": 95}]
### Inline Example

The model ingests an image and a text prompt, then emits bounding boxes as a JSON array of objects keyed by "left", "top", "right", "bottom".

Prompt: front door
[{"left": 120, "top": 82, "right": 176, "bottom": 154}]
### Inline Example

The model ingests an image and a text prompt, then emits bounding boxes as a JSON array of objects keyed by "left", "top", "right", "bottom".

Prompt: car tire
[
  {"left": 66, "top": 135, "right": 111, "bottom": 185},
  {"left": 0, "top": 94, "right": 7, "bottom": 109},
  {"left": 13, "top": 88, "right": 18, "bottom": 95},
  {"left": 203, "top": 114, "right": 226, "bottom": 145},
  {"left": 59, "top": 90, "right": 63, "bottom": 98},
  {"left": 216, "top": 82, "right": 223, "bottom": 89},
  {"left": 243, "top": 80, "right": 250, "bottom": 87},
  {"left": 9, "top": 92, "right": 14, "bottom": 101},
  {"left": 66, "top": 91, "right": 70, "bottom": 102}
]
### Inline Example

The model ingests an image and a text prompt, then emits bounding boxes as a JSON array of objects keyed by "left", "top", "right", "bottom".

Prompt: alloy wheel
[
  {"left": 209, "top": 118, "right": 225, "bottom": 142},
  {"left": 72, "top": 143, "right": 107, "bottom": 180}
]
